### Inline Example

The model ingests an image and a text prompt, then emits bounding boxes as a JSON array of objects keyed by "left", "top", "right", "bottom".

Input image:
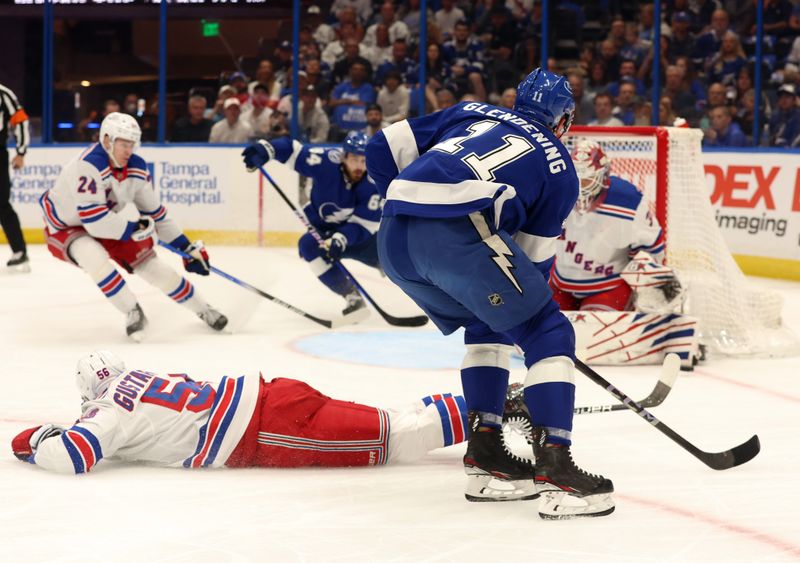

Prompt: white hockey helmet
[
  {"left": 99, "top": 112, "right": 141, "bottom": 165},
  {"left": 570, "top": 139, "right": 611, "bottom": 214},
  {"left": 75, "top": 350, "right": 126, "bottom": 402}
]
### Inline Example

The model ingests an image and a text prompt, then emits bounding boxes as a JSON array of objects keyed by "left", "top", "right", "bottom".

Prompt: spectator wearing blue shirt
[
  {"left": 605, "top": 60, "right": 648, "bottom": 97},
  {"left": 612, "top": 81, "right": 638, "bottom": 126},
  {"left": 769, "top": 84, "right": 800, "bottom": 147},
  {"left": 329, "top": 61, "right": 376, "bottom": 141},
  {"left": 706, "top": 31, "right": 747, "bottom": 86},
  {"left": 693, "top": 9, "right": 730, "bottom": 67},
  {"left": 376, "top": 39, "right": 416, "bottom": 86},
  {"left": 704, "top": 106, "right": 749, "bottom": 147}
]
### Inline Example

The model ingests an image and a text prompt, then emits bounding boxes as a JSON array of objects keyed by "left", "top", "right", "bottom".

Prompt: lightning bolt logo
[{"left": 485, "top": 235, "right": 523, "bottom": 294}]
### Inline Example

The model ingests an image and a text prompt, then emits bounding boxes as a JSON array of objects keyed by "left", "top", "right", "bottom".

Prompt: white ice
[{"left": 1, "top": 245, "right": 799, "bottom": 563}]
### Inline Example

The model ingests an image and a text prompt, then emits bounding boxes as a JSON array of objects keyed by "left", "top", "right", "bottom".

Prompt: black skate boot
[
  {"left": 199, "top": 306, "right": 228, "bottom": 331},
  {"left": 126, "top": 304, "right": 148, "bottom": 342},
  {"left": 503, "top": 382, "right": 533, "bottom": 445},
  {"left": 463, "top": 411, "right": 538, "bottom": 502},
  {"left": 532, "top": 426, "right": 615, "bottom": 519},
  {"left": 341, "top": 289, "right": 369, "bottom": 323},
  {"left": 6, "top": 251, "right": 30, "bottom": 273}
]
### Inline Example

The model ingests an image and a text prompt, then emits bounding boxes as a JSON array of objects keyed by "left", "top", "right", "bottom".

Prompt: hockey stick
[
  {"left": 573, "top": 353, "right": 680, "bottom": 415},
  {"left": 574, "top": 358, "right": 760, "bottom": 470},
  {"left": 257, "top": 165, "right": 429, "bottom": 327},
  {"left": 157, "top": 241, "right": 342, "bottom": 329}
]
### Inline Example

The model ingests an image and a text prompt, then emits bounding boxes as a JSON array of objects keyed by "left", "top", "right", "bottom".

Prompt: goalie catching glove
[
  {"left": 12, "top": 424, "right": 66, "bottom": 461},
  {"left": 321, "top": 232, "right": 348, "bottom": 262},
  {"left": 620, "top": 251, "right": 686, "bottom": 314}
]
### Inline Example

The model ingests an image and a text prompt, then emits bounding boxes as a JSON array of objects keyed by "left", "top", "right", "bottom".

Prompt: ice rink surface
[{"left": 1, "top": 245, "right": 799, "bottom": 563}]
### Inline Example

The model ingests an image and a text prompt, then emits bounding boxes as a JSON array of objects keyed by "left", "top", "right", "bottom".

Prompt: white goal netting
[{"left": 564, "top": 126, "right": 798, "bottom": 357}]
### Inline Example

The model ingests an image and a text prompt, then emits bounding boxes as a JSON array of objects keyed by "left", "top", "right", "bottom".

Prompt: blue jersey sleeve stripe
[{"left": 61, "top": 433, "right": 85, "bottom": 474}]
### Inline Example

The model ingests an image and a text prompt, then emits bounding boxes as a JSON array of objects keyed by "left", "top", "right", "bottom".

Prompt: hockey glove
[
  {"left": 131, "top": 216, "right": 156, "bottom": 242},
  {"left": 322, "top": 232, "right": 348, "bottom": 261},
  {"left": 242, "top": 140, "right": 275, "bottom": 172},
  {"left": 12, "top": 424, "right": 66, "bottom": 461},
  {"left": 182, "top": 240, "right": 211, "bottom": 276}
]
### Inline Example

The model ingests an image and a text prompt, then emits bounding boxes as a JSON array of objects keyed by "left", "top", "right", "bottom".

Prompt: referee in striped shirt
[{"left": 1, "top": 82, "right": 30, "bottom": 271}]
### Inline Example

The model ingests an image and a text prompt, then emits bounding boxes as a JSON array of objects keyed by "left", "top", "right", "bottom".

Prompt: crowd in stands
[{"left": 99, "top": 0, "right": 800, "bottom": 147}]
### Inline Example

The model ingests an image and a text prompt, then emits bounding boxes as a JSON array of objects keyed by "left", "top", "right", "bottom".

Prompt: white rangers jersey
[
  {"left": 552, "top": 176, "right": 665, "bottom": 296},
  {"left": 31, "top": 371, "right": 260, "bottom": 474},
  {"left": 39, "top": 143, "right": 182, "bottom": 243}
]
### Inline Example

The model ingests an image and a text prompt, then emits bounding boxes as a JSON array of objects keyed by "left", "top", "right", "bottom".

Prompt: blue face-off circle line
[{"left": 292, "top": 330, "right": 526, "bottom": 371}]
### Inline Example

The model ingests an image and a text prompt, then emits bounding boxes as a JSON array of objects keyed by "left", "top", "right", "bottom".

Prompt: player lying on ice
[
  {"left": 365, "top": 68, "right": 614, "bottom": 519},
  {"left": 551, "top": 139, "right": 700, "bottom": 367},
  {"left": 241, "top": 131, "right": 381, "bottom": 322},
  {"left": 12, "top": 351, "right": 531, "bottom": 502},
  {"left": 38, "top": 113, "right": 227, "bottom": 340}
]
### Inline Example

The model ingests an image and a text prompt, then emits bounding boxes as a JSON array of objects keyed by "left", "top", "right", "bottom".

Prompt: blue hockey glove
[
  {"left": 322, "top": 232, "right": 348, "bottom": 261},
  {"left": 242, "top": 140, "right": 275, "bottom": 172}
]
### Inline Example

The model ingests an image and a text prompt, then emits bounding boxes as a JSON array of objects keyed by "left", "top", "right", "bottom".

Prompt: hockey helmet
[
  {"left": 99, "top": 112, "right": 141, "bottom": 165},
  {"left": 342, "top": 131, "right": 368, "bottom": 156},
  {"left": 513, "top": 68, "right": 575, "bottom": 138},
  {"left": 570, "top": 139, "right": 611, "bottom": 214},
  {"left": 75, "top": 350, "right": 126, "bottom": 402}
]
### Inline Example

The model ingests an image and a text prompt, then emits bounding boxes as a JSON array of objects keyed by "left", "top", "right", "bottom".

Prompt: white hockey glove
[
  {"left": 12, "top": 424, "right": 67, "bottom": 461},
  {"left": 620, "top": 251, "right": 686, "bottom": 314},
  {"left": 131, "top": 216, "right": 156, "bottom": 242}
]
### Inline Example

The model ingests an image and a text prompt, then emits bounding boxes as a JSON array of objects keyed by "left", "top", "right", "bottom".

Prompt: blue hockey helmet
[
  {"left": 342, "top": 131, "right": 368, "bottom": 156},
  {"left": 513, "top": 68, "right": 575, "bottom": 137}
]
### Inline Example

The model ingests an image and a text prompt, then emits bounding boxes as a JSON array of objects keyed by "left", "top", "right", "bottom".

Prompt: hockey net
[{"left": 564, "top": 126, "right": 798, "bottom": 356}]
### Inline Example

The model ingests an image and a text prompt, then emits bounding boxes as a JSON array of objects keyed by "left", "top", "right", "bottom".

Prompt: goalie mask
[
  {"left": 570, "top": 139, "right": 610, "bottom": 214},
  {"left": 75, "top": 350, "right": 126, "bottom": 402},
  {"left": 99, "top": 112, "right": 141, "bottom": 168}
]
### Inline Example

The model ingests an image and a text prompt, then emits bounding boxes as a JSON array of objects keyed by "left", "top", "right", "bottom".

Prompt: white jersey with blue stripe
[
  {"left": 552, "top": 176, "right": 665, "bottom": 296},
  {"left": 40, "top": 143, "right": 182, "bottom": 243},
  {"left": 366, "top": 102, "right": 578, "bottom": 276},
  {"left": 30, "top": 371, "right": 260, "bottom": 474},
  {"left": 267, "top": 137, "right": 381, "bottom": 247}
]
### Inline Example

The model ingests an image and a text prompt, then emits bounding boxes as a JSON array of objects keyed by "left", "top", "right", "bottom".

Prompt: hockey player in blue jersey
[
  {"left": 365, "top": 68, "right": 614, "bottom": 519},
  {"left": 242, "top": 131, "right": 381, "bottom": 321}
]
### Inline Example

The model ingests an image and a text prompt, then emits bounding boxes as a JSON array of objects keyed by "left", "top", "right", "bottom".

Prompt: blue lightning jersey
[
  {"left": 268, "top": 137, "right": 381, "bottom": 247},
  {"left": 366, "top": 102, "right": 578, "bottom": 277}
]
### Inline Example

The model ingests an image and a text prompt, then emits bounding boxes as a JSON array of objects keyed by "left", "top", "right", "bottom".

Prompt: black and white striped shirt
[{"left": 0, "top": 83, "right": 30, "bottom": 155}]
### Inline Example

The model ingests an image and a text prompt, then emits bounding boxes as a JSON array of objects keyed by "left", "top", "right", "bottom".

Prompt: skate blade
[
  {"left": 464, "top": 474, "right": 539, "bottom": 502},
  {"left": 537, "top": 490, "right": 615, "bottom": 520},
  {"left": 341, "top": 306, "right": 370, "bottom": 325},
  {"left": 6, "top": 263, "right": 31, "bottom": 274}
]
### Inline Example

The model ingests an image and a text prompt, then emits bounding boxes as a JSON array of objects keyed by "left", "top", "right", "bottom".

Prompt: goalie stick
[
  {"left": 158, "top": 241, "right": 344, "bottom": 329},
  {"left": 257, "top": 166, "right": 428, "bottom": 328},
  {"left": 575, "top": 358, "right": 761, "bottom": 470},
  {"left": 573, "top": 353, "right": 680, "bottom": 414}
]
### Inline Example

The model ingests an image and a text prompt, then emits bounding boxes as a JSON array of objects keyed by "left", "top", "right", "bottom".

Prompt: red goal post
[{"left": 563, "top": 126, "right": 798, "bottom": 357}]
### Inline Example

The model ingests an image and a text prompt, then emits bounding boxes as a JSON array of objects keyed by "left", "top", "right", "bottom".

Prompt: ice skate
[
  {"left": 532, "top": 426, "right": 615, "bottom": 519},
  {"left": 6, "top": 251, "right": 30, "bottom": 273},
  {"left": 342, "top": 290, "right": 369, "bottom": 323},
  {"left": 199, "top": 306, "right": 228, "bottom": 331},
  {"left": 126, "top": 304, "right": 148, "bottom": 342},
  {"left": 463, "top": 411, "right": 538, "bottom": 502}
]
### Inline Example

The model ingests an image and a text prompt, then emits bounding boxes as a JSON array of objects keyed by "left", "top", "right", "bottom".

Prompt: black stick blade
[
  {"left": 704, "top": 435, "right": 761, "bottom": 470},
  {"left": 383, "top": 314, "right": 429, "bottom": 327}
]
